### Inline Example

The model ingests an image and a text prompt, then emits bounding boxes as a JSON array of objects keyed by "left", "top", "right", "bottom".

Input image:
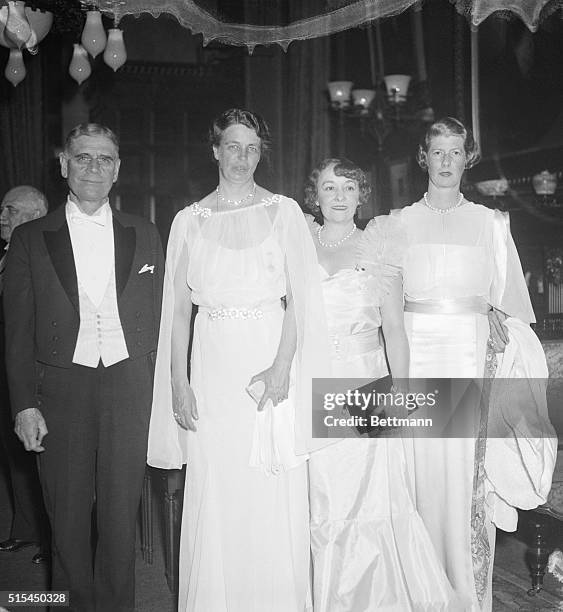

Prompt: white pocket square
[{"left": 138, "top": 263, "right": 155, "bottom": 274}]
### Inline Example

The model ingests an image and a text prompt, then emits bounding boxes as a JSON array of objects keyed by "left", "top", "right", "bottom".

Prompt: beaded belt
[
  {"left": 199, "top": 300, "right": 282, "bottom": 321},
  {"left": 404, "top": 296, "right": 492, "bottom": 315}
]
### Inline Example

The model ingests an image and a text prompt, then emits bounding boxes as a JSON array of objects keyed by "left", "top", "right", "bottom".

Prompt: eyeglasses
[{"left": 71, "top": 154, "right": 116, "bottom": 170}]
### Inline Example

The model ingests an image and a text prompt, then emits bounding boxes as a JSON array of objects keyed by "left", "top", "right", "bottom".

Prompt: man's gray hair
[
  {"left": 63, "top": 123, "right": 119, "bottom": 155},
  {"left": 3, "top": 185, "right": 48, "bottom": 215}
]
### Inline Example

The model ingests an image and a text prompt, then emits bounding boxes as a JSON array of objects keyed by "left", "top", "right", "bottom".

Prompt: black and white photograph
[{"left": 1, "top": 1, "right": 562, "bottom": 611}]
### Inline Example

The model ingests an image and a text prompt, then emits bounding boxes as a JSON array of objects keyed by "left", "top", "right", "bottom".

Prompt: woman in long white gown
[
  {"left": 363, "top": 117, "right": 556, "bottom": 611},
  {"left": 146, "top": 109, "right": 329, "bottom": 612},
  {"left": 305, "top": 158, "right": 458, "bottom": 611}
]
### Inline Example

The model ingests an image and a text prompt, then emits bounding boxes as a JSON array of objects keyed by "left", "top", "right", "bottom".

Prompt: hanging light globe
[
  {"left": 4, "top": 47, "right": 26, "bottom": 86},
  {"left": 4, "top": 0, "right": 32, "bottom": 49},
  {"left": 81, "top": 10, "right": 107, "bottom": 58},
  {"left": 0, "top": 5, "right": 53, "bottom": 53},
  {"left": 103, "top": 28, "right": 126, "bottom": 72},
  {"left": 69, "top": 43, "right": 92, "bottom": 85},
  {"left": 0, "top": 6, "right": 11, "bottom": 48}
]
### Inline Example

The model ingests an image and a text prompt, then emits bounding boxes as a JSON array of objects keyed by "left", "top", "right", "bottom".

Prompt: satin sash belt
[
  {"left": 328, "top": 328, "right": 381, "bottom": 358},
  {"left": 199, "top": 300, "right": 282, "bottom": 321},
  {"left": 404, "top": 296, "right": 492, "bottom": 315}
]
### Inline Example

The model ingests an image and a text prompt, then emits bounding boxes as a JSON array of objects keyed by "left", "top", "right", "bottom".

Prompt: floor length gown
[
  {"left": 364, "top": 201, "right": 553, "bottom": 611},
  {"left": 148, "top": 195, "right": 324, "bottom": 612},
  {"left": 308, "top": 237, "right": 458, "bottom": 611}
]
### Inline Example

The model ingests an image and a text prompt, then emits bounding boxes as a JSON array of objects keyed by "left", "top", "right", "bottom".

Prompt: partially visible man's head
[{"left": 0, "top": 185, "right": 48, "bottom": 242}]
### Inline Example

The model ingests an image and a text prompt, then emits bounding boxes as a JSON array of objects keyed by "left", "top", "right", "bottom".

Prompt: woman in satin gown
[
  {"left": 146, "top": 109, "right": 329, "bottom": 612},
  {"left": 305, "top": 158, "right": 458, "bottom": 611},
  {"left": 363, "top": 117, "right": 556, "bottom": 611}
]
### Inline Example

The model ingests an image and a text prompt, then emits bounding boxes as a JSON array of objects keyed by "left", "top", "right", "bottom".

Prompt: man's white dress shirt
[{"left": 66, "top": 198, "right": 128, "bottom": 367}]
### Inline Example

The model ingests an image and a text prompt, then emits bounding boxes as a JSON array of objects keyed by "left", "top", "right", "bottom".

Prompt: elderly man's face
[
  {"left": 0, "top": 189, "right": 43, "bottom": 242},
  {"left": 60, "top": 134, "right": 120, "bottom": 207}
]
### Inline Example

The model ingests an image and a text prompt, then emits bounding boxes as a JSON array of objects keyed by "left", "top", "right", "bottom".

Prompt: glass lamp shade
[
  {"left": 81, "top": 10, "right": 107, "bottom": 58},
  {"left": 25, "top": 7, "right": 52, "bottom": 47},
  {"left": 352, "top": 89, "right": 375, "bottom": 109},
  {"left": 103, "top": 28, "right": 127, "bottom": 72},
  {"left": 69, "top": 43, "right": 91, "bottom": 85},
  {"left": 3, "top": 1, "right": 32, "bottom": 50},
  {"left": 475, "top": 178, "right": 509, "bottom": 197},
  {"left": 328, "top": 81, "right": 353, "bottom": 107},
  {"left": 0, "top": 7, "right": 10, "bottom": 48},
  {"left": 0, "top": 5, "right": 52, "bottom": 52},
  {"left": 384, "top": 74, "right": 411, "bottom": 104},
  {"left": 532, "top": 170, "right": 558, "bottom": 196},
  {"left": 4, "top": 48, "right": 25, "bottom": 86}
]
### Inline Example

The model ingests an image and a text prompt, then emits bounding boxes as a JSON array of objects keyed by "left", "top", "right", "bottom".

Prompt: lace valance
[{"left": 100, "top": 0, "right": 563, "bottom": 49}]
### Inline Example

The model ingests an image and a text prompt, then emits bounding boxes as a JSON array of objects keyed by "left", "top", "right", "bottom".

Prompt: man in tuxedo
[
  {"left": 4, "top": 124, "right": 164, "bottom": 611},
  {"left": 0, "top": 186, "right": 50, "bottom": 563}
]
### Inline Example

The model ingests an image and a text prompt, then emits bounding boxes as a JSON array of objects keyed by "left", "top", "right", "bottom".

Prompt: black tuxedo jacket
[{"left": 3, "top": 205, "right": 164, "bottom": 417}]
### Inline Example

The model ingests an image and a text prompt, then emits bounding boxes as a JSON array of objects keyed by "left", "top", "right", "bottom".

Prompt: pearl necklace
[
  {"left": 216, "top": 182, "right": 256, "bottom": 207},
  {"left": 317, "top": 224, "right": 356, "bottom": 248},
  {"left": 423, "top": 192, "right": 464, "bottom": 214}
]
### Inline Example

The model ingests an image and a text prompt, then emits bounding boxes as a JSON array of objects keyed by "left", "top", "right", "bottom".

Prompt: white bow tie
[{"left": 70, "top": 211, "right": 107, "bottom": 227}]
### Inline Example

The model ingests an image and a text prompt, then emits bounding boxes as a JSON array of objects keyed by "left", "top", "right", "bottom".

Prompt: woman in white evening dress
[
  {"left": 305, "top": 158, "right": 458, "bottom": 611},
  {"left": 147, "top": 109, "right": 329, "bottom": 612},
  {"left": 363, "top": 117, "right": 556, "bottom": 611}
]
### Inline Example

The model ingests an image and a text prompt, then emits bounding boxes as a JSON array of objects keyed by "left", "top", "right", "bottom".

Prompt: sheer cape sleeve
[
  {"left": 280, "top": 199, "right": 332, "bottom": 455},
  {"left": 147, "top": 207, "right": 192, "bottom": 469},
  {"left": 303, "top": 212, "right": 319, "bottom": 239},
  {"left": 490, "top": 210, "right": 535, "bottom": 323},
  {"left": 485, "top": 319, "right": 557, "bottom": 530},
  {"left": 357, "top": 212, "right": 407, "bottom": 301},
  {"left": 484, "top": 210, "right": 556, "bottom": 529}
]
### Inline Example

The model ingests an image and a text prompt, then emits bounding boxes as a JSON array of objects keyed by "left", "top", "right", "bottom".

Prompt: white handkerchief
[
  {"left": 249, "top": 382, "right": 307, "bottom": 476},
  {"left": 138, "top": 263, "right": 155, "bottom": 274}
]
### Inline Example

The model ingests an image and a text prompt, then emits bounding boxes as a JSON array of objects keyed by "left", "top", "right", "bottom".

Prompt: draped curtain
[
  {"left": 246, "top": 0, "right": 331, "bottom": 204},
  {"left": 0, "top": 51, "right": 45, "bottom": 198},
  {"left": 281, "top": 34, "right": 331, "bottom": 203}
]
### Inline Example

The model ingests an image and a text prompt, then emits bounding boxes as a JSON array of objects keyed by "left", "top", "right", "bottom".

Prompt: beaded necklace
[
  {"left": 423, "top": 192, "right": 464, "bottom": 214},
  {"left": 317, "top": 224, "right": 357, "bottom": 248},
  {"left": 216, "top": 182, "right": 256, "bottom": 207}
]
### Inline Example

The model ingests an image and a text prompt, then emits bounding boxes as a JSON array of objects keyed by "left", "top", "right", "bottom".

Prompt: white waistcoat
[{"left": 73, "top": 265, "right": 129, "bottom": 368}]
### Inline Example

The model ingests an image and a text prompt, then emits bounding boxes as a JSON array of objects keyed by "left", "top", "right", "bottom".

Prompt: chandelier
[
  {"left": 327, "top": 75, "right": 435, "bottom": 151},
  {"left": 0, "top": 0, "right": 127, "bottom": 87}
]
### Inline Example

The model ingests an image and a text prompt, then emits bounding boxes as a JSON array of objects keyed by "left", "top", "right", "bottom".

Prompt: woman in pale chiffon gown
[
  {"left": 363, "top": 117, "right": 556, "bottom": 611},
  {"left": 147, "top": 109, "right": 329, "bottom": 612},
  {"left": 305, "top": 158, "right": 457, "bottom": 611}
]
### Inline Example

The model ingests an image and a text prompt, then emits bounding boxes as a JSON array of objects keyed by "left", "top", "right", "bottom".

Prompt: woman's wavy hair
[
  {"left": 416, "top": 117, "right": 481, "bottom": 170},
  {"left": 209, "top": 108, "right": 271, "bottom": 155},
  {"left": 304, "top": 158, "right": 371, "bottom": 215}
]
